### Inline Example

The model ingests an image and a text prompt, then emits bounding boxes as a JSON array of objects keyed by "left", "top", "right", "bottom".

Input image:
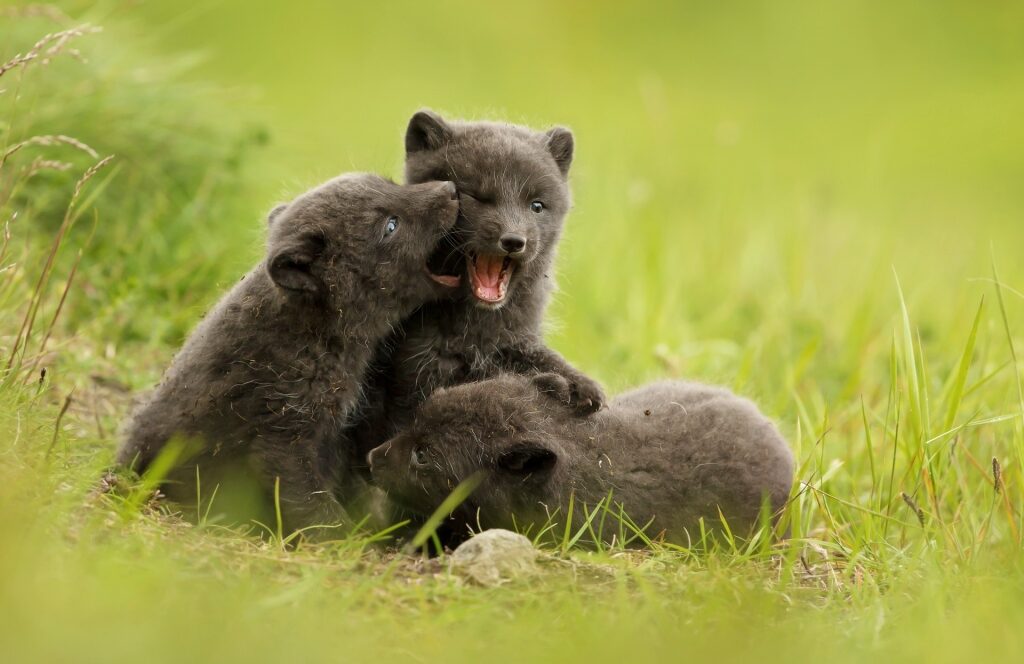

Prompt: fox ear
[
  {"left": 531, "top": 372, "right": 572, "bottom": 406},
  {"left": 266, "top": 203, "right": 289, "bottom": 226},
  {"left": 267, "top": 232, "right": 326, "bottom": 294},
  {"left": 498, "top": 443, "right": 557, "bottom": 477},
  {"left": 406, "top": 109, "right": 452, "bottom": 154},
  {"left": 544, "top": 127, "right": 574, "bottom": 176}
]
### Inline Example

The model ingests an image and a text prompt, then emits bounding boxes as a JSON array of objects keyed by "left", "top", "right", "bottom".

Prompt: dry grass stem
[
  {"left": 1, "top": 135, "right": 99, "bottom": 170},
  {"left": 24, "top": 158, "right": 74, "bottom": 179},
  {"left": 901, "top": 492, "right": 926, "bottom": 527},
  {"left": 4, "top": 154, "right": 113, "bottom": 374},
  {"left": 0, "top": 24, "right": 101, "bottom": 79}
]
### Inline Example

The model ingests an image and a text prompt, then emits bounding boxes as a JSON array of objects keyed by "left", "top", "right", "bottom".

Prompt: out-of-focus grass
[
  {"left": 2, "top": 1, "right": 1024, "bottom": 662},
  {"left": 1, "top": 4, "right": 267, "bottom": 354}
]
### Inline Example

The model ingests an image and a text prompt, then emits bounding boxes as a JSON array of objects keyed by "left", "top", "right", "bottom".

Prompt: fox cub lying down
[{"left": 369, "top": 373, "right": 793, "bottom": 546}]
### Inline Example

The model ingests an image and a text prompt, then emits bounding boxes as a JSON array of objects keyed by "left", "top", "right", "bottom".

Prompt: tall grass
[
  {"left": 2, "top": 8, "right": 267, "bottom": 358},
  {"left": 1, "top": 21, "right": 106, "bottom": 382}
]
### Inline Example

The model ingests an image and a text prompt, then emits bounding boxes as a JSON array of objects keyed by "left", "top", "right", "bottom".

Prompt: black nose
[
  {"left": 500, "top": 233, "right": 527, "bottom": 254},
  {"left": 442, "top": 181, "right": 458, "bottom": 200}
]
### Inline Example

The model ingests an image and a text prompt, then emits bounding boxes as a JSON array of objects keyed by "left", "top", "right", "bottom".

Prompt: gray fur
[
  {"left": 117, "top": 174, "right": 460, "bottom": 536},
  {"left": 368, "top": 374, "right": 794, "bottom": 546},
  {"left": 350, "top": 111, "right": 605, "bottom": 471}
]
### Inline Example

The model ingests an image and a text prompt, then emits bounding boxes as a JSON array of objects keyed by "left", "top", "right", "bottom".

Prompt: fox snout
[{"left": 499, "top": 232, "right": 527, "bottom": 255}]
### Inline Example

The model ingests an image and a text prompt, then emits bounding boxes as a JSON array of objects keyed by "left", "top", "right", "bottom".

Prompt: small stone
[{"left": 449, "top": 529, "right": 539, "bottom": 586}]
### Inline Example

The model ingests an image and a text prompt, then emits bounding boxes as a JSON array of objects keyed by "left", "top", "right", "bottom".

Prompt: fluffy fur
[
  {"left": 117, "top": 174, "right": 460, "bottom": 536},
  {"left": 368, "top": 374, "right": 794, "bottom": 546},
  {"left": 351, "top": 110, "right": 605, "bottom": 468}
]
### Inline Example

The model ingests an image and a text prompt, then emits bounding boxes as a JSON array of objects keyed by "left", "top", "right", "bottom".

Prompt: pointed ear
[
  {"left": 544, "top": 127, "right": 574, "bottom": 176},
  {"left": 266, "top": 233, "right": 325, "bottom": 294},
  {"left": 266, "top": 203, "right": 289, "bottom": 226},
  {"left": 532, "top": 372, "right": 572, "bottom": 406},
  {"left": 497, "top": 443, "right": 557, "bottom": 476},
  {"left": 406, "top": 109, "right": 452, "bottom": 154}
]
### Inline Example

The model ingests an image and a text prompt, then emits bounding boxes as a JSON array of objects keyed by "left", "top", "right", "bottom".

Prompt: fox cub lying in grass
[{"left": 369, "top": 373, "right": 793, "bottom": 546}]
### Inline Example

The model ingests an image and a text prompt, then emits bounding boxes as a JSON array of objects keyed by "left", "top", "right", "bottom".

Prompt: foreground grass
[{"left": 2, "top": 2, "right": 1024, "bottom": 662}]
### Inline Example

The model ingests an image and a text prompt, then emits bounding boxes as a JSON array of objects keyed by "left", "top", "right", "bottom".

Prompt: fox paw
[{"left": 568, "top": 374, "right": 605, "bottom": 416}]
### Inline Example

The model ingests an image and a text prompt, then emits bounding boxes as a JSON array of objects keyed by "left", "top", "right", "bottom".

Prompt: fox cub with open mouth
[{"left": 352, "top": 110, "right": 606, "bottom": 464}]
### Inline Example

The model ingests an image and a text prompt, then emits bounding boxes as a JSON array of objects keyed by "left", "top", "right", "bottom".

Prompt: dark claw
[{"left": 569, "top": 379, "right": 605, "bottom": 417}]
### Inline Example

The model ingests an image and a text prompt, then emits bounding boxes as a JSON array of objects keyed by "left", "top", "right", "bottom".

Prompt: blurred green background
[{"left": 124, "top": 0, "right": 1024, "bottom": 402}]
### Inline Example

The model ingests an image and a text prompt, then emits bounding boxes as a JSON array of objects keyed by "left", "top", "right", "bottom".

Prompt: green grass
[{"left": 2, "top": 1, "right": 1024, "bottom": 662}]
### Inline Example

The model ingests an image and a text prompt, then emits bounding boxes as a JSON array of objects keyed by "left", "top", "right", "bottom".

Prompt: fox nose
[
  {"left": 499, "top": 233, "right": 527, "bottom": 254},
  {"left": 441, "top": 181, "right": 458, "bottom": 200}
]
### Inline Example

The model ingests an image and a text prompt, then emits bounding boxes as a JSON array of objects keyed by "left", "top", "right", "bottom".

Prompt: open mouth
[
  {"left": 468, "top": 253, "right": 514, "bottom": 304},
  {"left": 425, "top": 233, "right": 463, "bottom": 288}
]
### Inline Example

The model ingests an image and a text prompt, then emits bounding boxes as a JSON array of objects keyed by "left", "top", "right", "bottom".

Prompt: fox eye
[
  {"left": 412, "top": 446, "right": 429, "bottom": 467},
  {"left": 385, "top": 216, "right": 399, "bottom": 235},
  {"left": 530, "top": 201, "right": 545, "bottom": 213}
]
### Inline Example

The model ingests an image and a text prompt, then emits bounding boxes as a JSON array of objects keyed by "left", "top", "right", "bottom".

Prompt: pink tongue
[{"left": 474, "top": 255, "right": 503, "bottom": 300}]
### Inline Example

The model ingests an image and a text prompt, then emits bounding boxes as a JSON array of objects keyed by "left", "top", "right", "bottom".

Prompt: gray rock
[{"left": 449, "top": 529, "right": 539, "bottom": 586}]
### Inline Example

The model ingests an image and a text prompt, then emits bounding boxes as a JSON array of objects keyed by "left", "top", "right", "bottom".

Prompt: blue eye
[
  {"left": 385, "top": 215, "right": 399, "bottom": 235},
  {"left": 530, "top": 201, "right": 544, "bottom": 213}
]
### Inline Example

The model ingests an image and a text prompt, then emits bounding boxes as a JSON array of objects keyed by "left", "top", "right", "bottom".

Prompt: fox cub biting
[{"left": 118, "top": 174, "right": 461, "bottom": 536}]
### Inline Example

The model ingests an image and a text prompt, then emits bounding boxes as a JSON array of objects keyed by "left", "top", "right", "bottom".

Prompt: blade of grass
[
  {"left": 991, "top": 254, "right": 1024, "bottom": 458},
  {"left": 942, "top": 297, "right": 985, "bottom": 432},
  {"left": 894, "top": 269, "right": 923, "bottom": 441},
  {"left": 405, "top": 472, "right": 484, "bottom": 554}
]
